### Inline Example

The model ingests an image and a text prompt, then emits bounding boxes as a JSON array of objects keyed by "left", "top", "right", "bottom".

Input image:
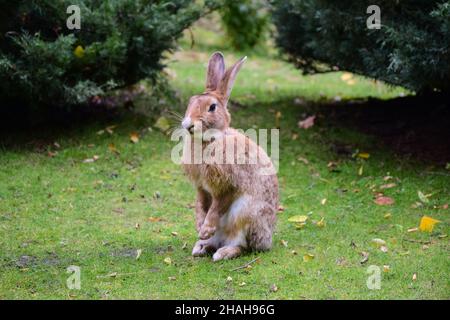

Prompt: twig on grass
[
  {"left": 230, "top": 257, "right": 260, "bottom": 272},
  {"left": 403, "top": 238, "right": 432, "bottom": 244}
]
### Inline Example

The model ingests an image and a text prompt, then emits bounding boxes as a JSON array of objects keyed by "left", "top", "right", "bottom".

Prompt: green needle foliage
[
  {"left": 0, "top": 0, "right": 218, "bottom": 110},
  {"left": 272, "top": 0, "right": 450, "bottom": 94}
]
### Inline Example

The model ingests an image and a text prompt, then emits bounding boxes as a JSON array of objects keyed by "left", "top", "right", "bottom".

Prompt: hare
[{"left": 181, "top": 52, "right": 278, "bottom": 261}]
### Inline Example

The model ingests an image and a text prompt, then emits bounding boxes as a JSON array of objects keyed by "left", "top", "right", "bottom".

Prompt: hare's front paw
[
  {"left": 192, "top": 240, "right": 208, "bottom": 257},
  {"left": 199, "top": 223, "right": 216, "bottom": 240}
]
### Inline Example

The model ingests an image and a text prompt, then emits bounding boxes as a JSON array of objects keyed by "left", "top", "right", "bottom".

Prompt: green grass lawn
[{"left": 0, "top": 19, "right": 448, "bottom": 300}]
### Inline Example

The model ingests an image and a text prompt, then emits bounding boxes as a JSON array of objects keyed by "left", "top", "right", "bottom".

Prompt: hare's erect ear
[
  {"left": 206, "top": 52, "right": 225, "bottom": 91},
  {"left": 217, "top": 56, "right": 247, "bottom": 104}
]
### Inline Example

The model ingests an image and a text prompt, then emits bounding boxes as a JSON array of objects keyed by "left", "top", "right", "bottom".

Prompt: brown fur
[{"left": 182, "top": 52, "right": 279, "bottom": 261}]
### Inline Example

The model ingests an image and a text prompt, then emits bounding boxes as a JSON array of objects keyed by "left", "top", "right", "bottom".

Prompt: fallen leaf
[
  {"left": 297, "top": 156, "right": 309, "bottom": 164},
  {"left": 108, "top": 143, "right": 120, "bottom": 154},
  {"left": 412, "top": 273, "right": 417, "bottom": 281},
  {"left": 383, "top": 175, "right": 393, "bottom": 181},
  {"left": 291, "top": 250, "right": 297, "bottom": 255},
  {"left": 105, "top": 125, "right": 117, "bottom": 134},
  {"left": 226, "top": 276, "right": 233, "bottom": 282},
  {"left": 383, "top": 265, "right": 390, "bottom": 273},
  {"left": 154, "top": 116, "right": 170, "bottom": 132},
  {"left": 358, "top": 165, "right": 364, "bottom": 176},
  {"left": 298, "top": 115, "right": 316, "bottom": 129},
  {"left": 380, "top": 183, "right": 396, "bottom": 190},
  {"left": 280, "top": 240, "right": 288, "bottom": 247},
  {"left": 371, "top": 238, "right": 386, "bottom": 247},
  {"left": 419, "top": 216, "right": 440, "bottom": 232},
  {"left": 288, "top": 215, "right": 308, "bottom": 223},
  {"left": 168, "top": 276, "right": 176, "bottom": 281},
  {"left": 357, "top": 152, "right": 370, "bottom": 159},
  {"left": 360, "top": 251, "right": 369, "bottom": 264},
  {"left": 135, "top": 223, "right": 140, "bottom": 230},
  {"left": 417, "top": 191, "right": 430, "bottom": 204},
  {"left": 135, "top": 249, "right": 142, "bottom": 260},
  {"left": 163, "top": 257, "right": 172, "bottom": 265},
  {"left": 275, "top": 111, "right": 282, "bottom": 128},
  {"left": 374, "top": 196, "right": 395, "bottom": 206},
  {"left": 171, "top": 231, "right": 178, "bottom": 237},
  {"left": 407, "top": 227, "right": 418, "bottom": 233},
  {"left": 130, "top": 132, "right": 139, "bottom": 144},
  {"left": 239, "top": 282, "right": 246, "bottom": 287},
  {"left": 83, "top": 155, "right": 100, "bottom": 163},
  {"left": 384, "top": 213, "right": 392, "bottom": 219},
  {"left": 316, "top": 217, "right": 325, "bottom": 228},
  {"left": 303, "top": 253, "right": 315, "bottom": 262},
  {"left": 74, "top": 45, "right": 85, "bottom": 58},
  {"left": 341, "top": 72, "right": 353, "bottom": 81},
  {"left": 321, "top": 198, "right": 327, "bottom": 205},
  {"left": 270, "top": 284, "right": 278, "bottom": 292},
  {"left": 291, "top": 133, "right": 299, "bottom": 140},
  {"left": 148, "top": 217, "right": 162, "bottom": 222},
  {"left": 380, "top": 245, "right": 388, "bottom": 253}
]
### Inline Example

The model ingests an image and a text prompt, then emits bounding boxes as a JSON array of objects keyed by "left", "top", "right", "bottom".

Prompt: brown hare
[{"left": 181, "top": 52, "right": 278, "bottom": 261}]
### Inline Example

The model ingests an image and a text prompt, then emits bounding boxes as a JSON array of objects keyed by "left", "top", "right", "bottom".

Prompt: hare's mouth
[{"left": 187, "top": 125, "right": 195, "bottom": 134}]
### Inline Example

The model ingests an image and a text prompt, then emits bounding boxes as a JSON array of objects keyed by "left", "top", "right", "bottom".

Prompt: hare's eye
[{"left": 208, "top": 103, "right": 217, "bottom": 112}]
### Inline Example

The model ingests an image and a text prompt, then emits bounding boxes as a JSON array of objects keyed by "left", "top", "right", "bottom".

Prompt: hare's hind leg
[
  {"left": 213, "top": 246, "right": 243, "bottom": 261},
  {"left": 247, "top": 202, "right": 276, "bottom": 251}
]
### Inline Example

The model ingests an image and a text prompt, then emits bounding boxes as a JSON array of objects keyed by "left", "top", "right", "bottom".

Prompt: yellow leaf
[
  {"left": 288, "top": 215, "right": 308, "bottom": 223},
  {"left": 316, "top": 217, "right": 325, "bottom": 228},
  {"left": 371, "top": 238, "right": 386, "bottom": 247},
  {"left": 303, "top": 253, "right": 315, "bottom": 262},
  {"left": 130, "top": 132, "right": 139, "bottom": 143},
  {"left": 384, "top": 213, "right": 392, "bottom": 219},
  {"left": 419, "top": 216, "right": 440, "bottom": 232},
  {"left": 163, "top": 257, "right": 172, "bottom": 265},
  {"left": 74, "top": 45, "right": 85, "bottom": 58},
  {"left": 154, "top": 116, "right": 170, "bottom": 132},
  {"left": 295, "top": 222, "right": 307, "bottom": 229},
  {"left": 357, "top": 152, "right": 370, "bottom": 159},
  {"left": 341, "top": 72, "right": 353, "bottom": 81},
  {"left": 383, "top": 265, "right": 390, "bottom": 273}
]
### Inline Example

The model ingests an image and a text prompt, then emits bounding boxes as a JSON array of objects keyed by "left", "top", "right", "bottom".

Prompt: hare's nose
[{"left": 182, "top": 117, "right": 192, "bottom": 130}]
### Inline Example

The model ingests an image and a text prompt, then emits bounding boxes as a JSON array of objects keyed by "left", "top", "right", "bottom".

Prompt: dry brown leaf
[
  {"left": 297, "top": 156, "right": 309, "bottom": 164},
  {"left": 380, "top": 183, "right": 396, "bottom": 189},
  {"left": 108, "top": 143, "right": 120, "bottom": 154},
  {"left": 130, "top": 132, "right": 139, "bottom": 143}
]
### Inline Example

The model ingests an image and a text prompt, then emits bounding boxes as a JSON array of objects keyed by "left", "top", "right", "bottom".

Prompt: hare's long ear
[
  {"left": 206, "top": 52, "right": 225, "bottom": 91},
  {"left": 217, "top": 56, "right": 247, "bottom": 105}
]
